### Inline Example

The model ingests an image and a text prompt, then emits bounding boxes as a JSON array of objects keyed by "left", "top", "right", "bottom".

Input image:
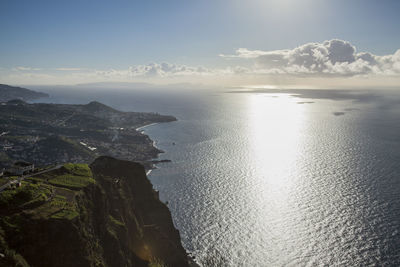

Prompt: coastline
[
  {"left": 136, "top": 122, "right": 158, "bottom": 132},
  {"left": 136, "top": 122, "right": 163, "bottom": 158},
  {"left": 136, "top": 122, "right": 165, "bottom": 170},
  {"left": 135, "top": 121, "right": 200, "bottom": 266}
]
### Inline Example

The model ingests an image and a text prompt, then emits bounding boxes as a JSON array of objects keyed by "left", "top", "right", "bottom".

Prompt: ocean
[{"left": 33, "top": 87, "right": 400, "bottom": 266}]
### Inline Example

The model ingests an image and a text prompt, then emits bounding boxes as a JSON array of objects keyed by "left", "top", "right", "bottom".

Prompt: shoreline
[
  {"left": 136, "top": 122, "right": 166, "bottom": 171},
  {"left": 136, "top": 120, "right": 200, "bottom": 266},
  {"left": 136, "top": 122, "right": 163, "bottom": 161},
  {"left": 136, "top": 122, "right": 158, "bottom": 132}
]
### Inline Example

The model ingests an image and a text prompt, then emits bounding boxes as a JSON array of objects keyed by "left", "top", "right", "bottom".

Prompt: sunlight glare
[{"left": 248, "top": 94, "right": 305, "bottom": 196}]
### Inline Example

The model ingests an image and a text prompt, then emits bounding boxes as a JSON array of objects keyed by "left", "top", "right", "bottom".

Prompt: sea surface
[{"left": 33, "top": 87, "right": 400, "bottom": 266}]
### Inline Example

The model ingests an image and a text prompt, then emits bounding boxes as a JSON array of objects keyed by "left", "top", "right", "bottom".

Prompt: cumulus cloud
[
  {"left": 94, "top": 62, "right": 215, "bottom": 78},
  {"left": 129, "top": 62, "right": 212, "bottom": 77},
  {"left": 3, "top": 40, "right": 399, "bottom": 86},
  {"left": 221, "top": 39, "right": 400, "bottom": 76}
]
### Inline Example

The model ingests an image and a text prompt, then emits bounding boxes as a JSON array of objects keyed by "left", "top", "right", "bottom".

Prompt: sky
[{"left": 0, "top": 0, "right": 400, "bottom": 88}]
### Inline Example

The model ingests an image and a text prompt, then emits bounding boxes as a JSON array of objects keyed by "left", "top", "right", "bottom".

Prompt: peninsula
[
  {"left": 0, "top": 84, "right": 49, "bottom": 102},
  {"left": 0, "top": 98, "right": 176, "bottom": 169}
]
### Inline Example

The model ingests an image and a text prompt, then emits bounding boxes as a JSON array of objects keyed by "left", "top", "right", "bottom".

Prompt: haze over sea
[{"left": 34, "top": 87, "right": 400, "bottom": 266}]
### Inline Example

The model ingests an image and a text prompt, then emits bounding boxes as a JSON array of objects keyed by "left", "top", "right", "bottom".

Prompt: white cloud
[
  {"left": 2, "top": 40, "right": 400, "bottom": 87},
  {"left": 128, "top": 63, "right": 213, "bottom": 77},
  {"left": 220, "top": 48, "right": 276, "bottom": 59},
  {"left": 55, "top": 68, "right": 84, "bottom": 71},
  {"left": 94, "top": 63, "right": 215, "bottom": 78},
  {"left": 221, "top": 39, "right": 400, "bottom": 76},
  {"left": 13, "top": 66, "right": 41, "bottom": 71}
]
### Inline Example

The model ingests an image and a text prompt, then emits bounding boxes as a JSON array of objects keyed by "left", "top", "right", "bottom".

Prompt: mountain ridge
[{"left": 0, "top": 84, "right": 48, "bottom": 102}]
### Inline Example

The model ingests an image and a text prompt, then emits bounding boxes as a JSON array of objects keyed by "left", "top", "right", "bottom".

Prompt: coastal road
[{"left": 0, "top": 165, "right": 63, "bottom": 193}]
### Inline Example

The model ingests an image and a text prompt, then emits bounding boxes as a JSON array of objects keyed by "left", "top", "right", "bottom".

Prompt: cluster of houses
[
  {"left": 0, "top": 161, "right": 35, "bottom": 177},
  {"left": 1, "top": 140, "right": 27, "bottom": 152}
]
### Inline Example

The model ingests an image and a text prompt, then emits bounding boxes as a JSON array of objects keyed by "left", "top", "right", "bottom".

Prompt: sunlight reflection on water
[{"left": 140, "top": 92, "right": 400, "bottom": 266}]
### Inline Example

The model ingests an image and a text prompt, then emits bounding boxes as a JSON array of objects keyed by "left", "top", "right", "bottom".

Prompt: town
[{"left": 0, "top": 99, "right": 176, "bottom": 171}]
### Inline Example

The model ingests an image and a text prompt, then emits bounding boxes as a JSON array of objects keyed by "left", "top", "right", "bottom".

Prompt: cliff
[{"left": 0, "top": 157, "right": 189, "bottom": 267}]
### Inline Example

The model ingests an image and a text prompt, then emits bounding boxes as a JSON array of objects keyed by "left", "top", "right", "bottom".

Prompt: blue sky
[{"left": 1, "top": 0, "right": 400, "bottom": 87}]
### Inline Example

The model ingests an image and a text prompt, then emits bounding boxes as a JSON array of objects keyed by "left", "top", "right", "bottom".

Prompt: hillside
[
  {"left": 0, "top": 157, "right": 189, "bottom": 267},
  {"left": 0, "top": 100, "right": 176, "bottom": 168},
  {"left": 0, "top": 84, "right": 48, "bottom": 102}
]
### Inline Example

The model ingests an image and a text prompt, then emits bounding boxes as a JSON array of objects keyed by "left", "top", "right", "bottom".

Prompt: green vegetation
[
  {"left": 0, "top": 183, "right": 50, "bottom": 209},
  {"left": 63, "top": 163, "right": 92, "bottom": 177},
  {"left": 0, "top": 164, "right": 88, "bottom": 221},
  {"left": 49, "top": 174, "right": 95, "bottom": 189},
  {"left": 106, "top": 215, "right": 126, "bottom": 241},
  {"left": 51, "top": 209, "right": 79, "bottom": 220},
  {"left": 25, "top": 176, "right": 45, "bottom": 184},
  {"left": 44, "top": 163, "right": 95, "bottom": 190},
  {"left": 109, "top": 215, "right": 125, "bottom": 227}
]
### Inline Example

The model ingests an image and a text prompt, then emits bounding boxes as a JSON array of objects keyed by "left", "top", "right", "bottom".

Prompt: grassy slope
[
  {"left": 48, "top": 163, "right": 95, "bottom": 189},
  {"left": 0, "top": 163, "right": 96, "bottom": 266},
  {"left": 0, "top": 163, "right": 93, "bottom": 219}
]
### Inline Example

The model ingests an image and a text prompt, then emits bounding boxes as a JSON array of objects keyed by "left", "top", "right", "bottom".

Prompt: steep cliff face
[
  {"left": 0, "top": 157, "right": 189, "bottom": 267},
  {"left": 83, "top": 156, "right": 189, "bottom": 267}
]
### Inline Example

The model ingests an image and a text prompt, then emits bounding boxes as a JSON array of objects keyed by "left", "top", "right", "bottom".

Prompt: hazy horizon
[{"left": 1, "top": 0, "right": 400, "bottom": 89}]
